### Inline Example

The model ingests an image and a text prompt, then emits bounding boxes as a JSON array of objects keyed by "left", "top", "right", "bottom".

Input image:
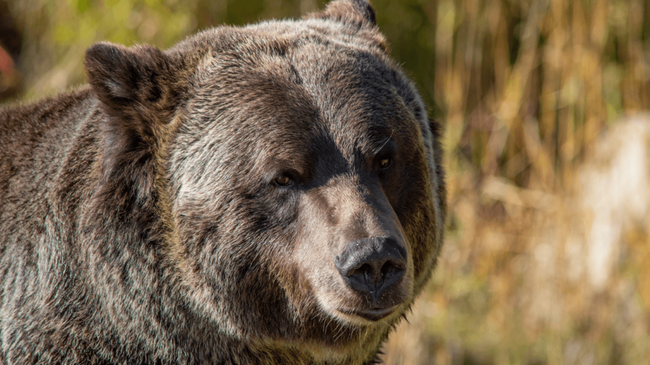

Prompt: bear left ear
[
  {"left": 85, "top": 42, "right": 177, "bottom": 125},
  {"left": 307, "top": 0, "right": 376, "bottom": 27}
]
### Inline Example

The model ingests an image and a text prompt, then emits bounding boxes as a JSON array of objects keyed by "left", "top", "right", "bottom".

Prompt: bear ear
[
  {"left": 308, "top": 0, "right": 377, "bottom": 27},
  {"left": 85, "top": 42, "right": 177, "bottom": 124}
]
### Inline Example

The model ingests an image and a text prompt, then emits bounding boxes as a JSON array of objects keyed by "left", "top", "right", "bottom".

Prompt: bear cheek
[
  {"left": 288, "top": 199, "right": 353, "bottom": 313},
  {"left": 401, "top": 167, "right": 442, "bottom": 285},
  {"left": 293, "top": 224, "right": 345, "bottom": 299}
]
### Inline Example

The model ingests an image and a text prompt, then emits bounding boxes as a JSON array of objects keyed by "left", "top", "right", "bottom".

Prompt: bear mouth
[{"left": 338, "top": 305, "right": 399, "bottom": 322}]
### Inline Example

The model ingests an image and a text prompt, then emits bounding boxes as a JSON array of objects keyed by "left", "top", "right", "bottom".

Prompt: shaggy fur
[{"left": 0, "top": 1, "right": 446, "bottom": 363}]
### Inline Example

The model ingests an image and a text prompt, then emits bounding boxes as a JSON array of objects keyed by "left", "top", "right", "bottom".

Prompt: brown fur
[{"left": 0, "top": 1, "right": 446, "bottom": 364}]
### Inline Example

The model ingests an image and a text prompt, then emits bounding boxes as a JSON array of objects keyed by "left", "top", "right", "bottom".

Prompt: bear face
[
  {"left": 157, "top": 15, "right": 445, "bottom": 358},
  {"left": 0, "top": 0, "right": 444, "bottom": 363}
]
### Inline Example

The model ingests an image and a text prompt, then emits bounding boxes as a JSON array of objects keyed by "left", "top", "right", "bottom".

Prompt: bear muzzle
[{"left": 334, "top": 236, "right": 407, "bottom": 321}]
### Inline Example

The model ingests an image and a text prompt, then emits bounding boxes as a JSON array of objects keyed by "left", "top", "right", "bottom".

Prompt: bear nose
[{"left": 335, "top": 237, "right": 406, "bottom": 300}]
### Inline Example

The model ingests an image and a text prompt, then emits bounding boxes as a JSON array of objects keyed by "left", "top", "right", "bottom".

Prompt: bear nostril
[
  {"left": 354, "top": 263, "right": 375, "bottom": 283},
  {"left": 380, "top": 261, "right": 394, "bottom": 277}
]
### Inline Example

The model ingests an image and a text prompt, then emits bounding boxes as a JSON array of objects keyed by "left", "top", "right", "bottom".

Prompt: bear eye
[
  {"left": 378, "top": 157, "right": 392, "bottom": 169},
  {"left": 274, "top": 175, "right": 293, "bottom": 187}
]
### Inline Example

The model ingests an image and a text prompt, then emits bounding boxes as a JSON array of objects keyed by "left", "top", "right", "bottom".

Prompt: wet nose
[{"left": 335, "top": 237, "right": 406, "bottom": 300}]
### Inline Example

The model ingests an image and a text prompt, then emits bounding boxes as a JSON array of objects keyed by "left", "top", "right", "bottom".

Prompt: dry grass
[
  {"left": 383, "top": 0, "right": 650, "bottom": 362},
  {"left": 2, "top": 0, "right": 650, "bottom": 363}
]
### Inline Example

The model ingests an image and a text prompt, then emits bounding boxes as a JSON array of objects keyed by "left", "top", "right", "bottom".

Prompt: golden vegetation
[
  {"left": 384, "top": 0, "right": 650, "bottom": 363},
  {"left": 1, "top": 0, "right": 649, "bottom": 363}
]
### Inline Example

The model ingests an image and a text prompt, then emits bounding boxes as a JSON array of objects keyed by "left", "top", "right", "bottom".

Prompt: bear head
[{"left": 84, "top": 0, "right": 445, "bottom": 362}]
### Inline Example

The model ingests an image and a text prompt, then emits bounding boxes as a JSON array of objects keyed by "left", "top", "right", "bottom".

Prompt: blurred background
[{"left": 1, "top": 0, "right": 649, "bottom": 363}]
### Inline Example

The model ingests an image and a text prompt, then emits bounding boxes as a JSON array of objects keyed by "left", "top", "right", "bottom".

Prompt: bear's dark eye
[
  {"left": 378, "top": 157, "right": 392, "bottom": 169},
  {"left": 274, "top": 175, "right": 293, "bottom": 187}
]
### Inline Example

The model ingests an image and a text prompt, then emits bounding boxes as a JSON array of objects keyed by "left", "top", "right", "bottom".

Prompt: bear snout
[{"left": 334, "top": 237, "right": 407, "bottom": 319}]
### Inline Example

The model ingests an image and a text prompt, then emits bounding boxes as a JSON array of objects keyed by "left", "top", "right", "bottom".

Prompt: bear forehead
[{"left": 185, "top": 27, "right": 417, "bottom": 156}]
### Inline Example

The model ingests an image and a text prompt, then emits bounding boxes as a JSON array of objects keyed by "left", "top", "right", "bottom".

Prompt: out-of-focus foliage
[{"left": 2, "top": 0, "right": 650, "bottom": 363}]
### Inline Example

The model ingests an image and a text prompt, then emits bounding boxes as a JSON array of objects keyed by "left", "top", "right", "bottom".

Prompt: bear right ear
[
  {"left": 307, "top": 0, "right": 377, "bottom": 27},
  {"left": 85, "top": 42, "right": 177, "bottom": 126}
]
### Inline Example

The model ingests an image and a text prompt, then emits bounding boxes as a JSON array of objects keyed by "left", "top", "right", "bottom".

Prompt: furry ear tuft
[
  {"left": 308, "top": 0, "right": 377, "bottom": 27},
  {"left": 85, "top": 42, "right": 175, "bottom": 123},
  {"left": 85, "top": 42, "right": 181, "bottom": 194}
]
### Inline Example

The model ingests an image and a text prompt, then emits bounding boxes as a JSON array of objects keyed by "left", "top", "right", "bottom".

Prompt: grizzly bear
[{"left": 0, "top": 0, "right": 446, "bottom": 363}]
